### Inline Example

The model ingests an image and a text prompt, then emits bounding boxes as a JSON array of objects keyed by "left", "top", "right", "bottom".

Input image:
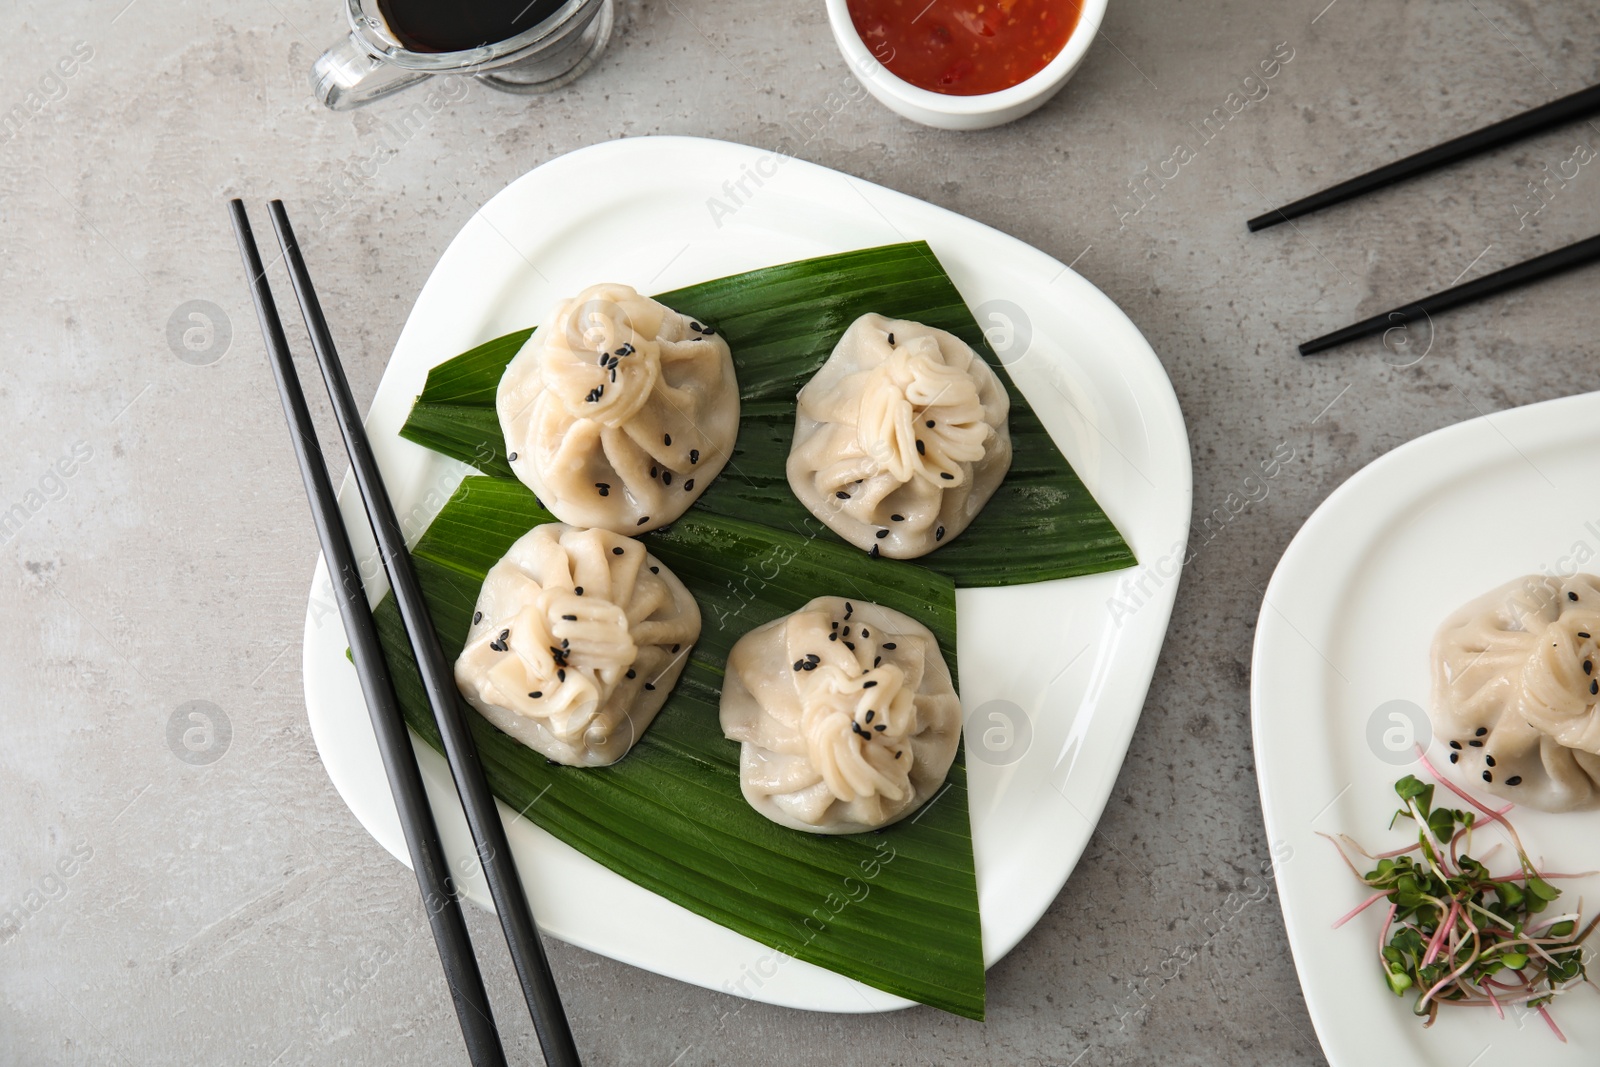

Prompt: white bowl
[{"left": 824, "top": 0, "right": 1107, "bottom": 130}]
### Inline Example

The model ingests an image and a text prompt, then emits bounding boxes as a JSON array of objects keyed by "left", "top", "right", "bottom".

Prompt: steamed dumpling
[
  {"left": 1431, "top": 573, "right": 1600, "bottom": 811},
  {"left": 720, "top": 596, "right": 961, "bottom": 834},
  {"left": 454, "top": 523, "right": 700, "bottom": 767},
  {"left": 787, "top": 313, "right": 1011, "bottom": 559},
  {"left": 498, "top": 284, "right": 739, "bottom": 534}
]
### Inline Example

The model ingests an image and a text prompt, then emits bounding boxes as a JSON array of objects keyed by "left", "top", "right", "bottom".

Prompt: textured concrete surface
[{"left": 2, "top": 0, "right": 1598, "bottom": 1063}]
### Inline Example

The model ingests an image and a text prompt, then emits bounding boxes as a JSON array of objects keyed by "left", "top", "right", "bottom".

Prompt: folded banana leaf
[
  {"left": 373, "top": 476, "right": 983, "bottom": 1018},
  {"left": 397, "top": 241, "right": 1135, "bottom": 586},
  {"left": 376, "top": 243, "right": 1139, "bottom": 1019}
]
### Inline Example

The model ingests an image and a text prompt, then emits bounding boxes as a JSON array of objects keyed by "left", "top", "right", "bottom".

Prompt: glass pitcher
[{"left": 312, "top": 0, "right": 613, "bottom": 110}]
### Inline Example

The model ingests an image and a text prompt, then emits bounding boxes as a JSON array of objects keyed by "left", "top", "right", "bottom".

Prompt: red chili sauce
[{"left": 848, "top": 0, "right": 1082, "bottom": 96}]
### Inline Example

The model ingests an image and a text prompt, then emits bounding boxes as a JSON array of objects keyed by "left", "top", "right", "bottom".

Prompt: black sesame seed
[
  {"left": 1485, "top": 755, "right": 1496, "bottom": 768},
  {"left": 845, "top": 642, "right": 855, "bottom": 651},
  {"left": 644, "top": 682, "right": 656, "bottom": 691},
  {"left": 612, "top": 547, "right": 624, "bottom": 556},
  {"left": 561, "top": 614, "right": 577, "bottom": 621},
  {"left": 529, "top": 691, "right": 542, "bottom": 699},
  {"left": 836, "top": 491, "right": 850, "bottom": 500},
  {"left": 1570, "top": 591, "right": 1580, "bottom": 601},
  {"left": 1449, "top": 752, "right": 1458, "bottom": 764},
  {"left": 663, "top": 471, "right": 673, "bottom": 486},
  {"left": 844, "top": 603, "right": 853, "bottom": 618},
  {"left": 865, "top": 710, "right": 875, "bottom": 722},
  {"left": 863, "top": 681, "right": 878, "bottom": 689},
  {"left": 873, "top": 656, "right": 881, "bottom": 667},
  {"left": 1581, "top": 632, "right": 1592, "bottom": 639},
  {"left": 637, "top": 516, "right": 649, "bottom": 526},
  {"left": 935, "top": 526, "right": 945, "bottom": 541},
  {"left": 802, "top": 661, "right": 817, "bottom": 671},
  {"left": 894, "top": 750, "right": 902, "bottom": 759},
  {"left": 882, "top": 642, "right": 897, "bottom": 650},
  {"left": 869, "top": 544, "right": 880, "bottom": 558},
  {"left": 574, "top": 586, "right": 583, "bottom": 595},
  {"left": 887, "top": 332, "right": 895, "bottom": 345},
  {"left": 876, "top": 529, "right": 889, "bottom": 539},
  {"left": 651, "top": 465, "right": 659, "bottom": 478},
  {"left": 508, "top": 452, "right": 518, "bottom": 461},
  {"left": 829, "top": 632, "right": 838, "bottom": 642},
  {"left": 684, "top": 479, "right": 694, "bottom": 491},
  {"left": 473, "top": 611, "right": 482, "bottom": 624},
  {"left": 806, "top": 654, "right": 820, "bottom": 662},
  {"left": 1506, "top": 775, "right": 1523, "bottom": 786},
  {"left": 1482, "top": 770, "right": 1493, "bottom": 783},
  {"left": 1475, "top": 727, "right": 1488, "bottom": 736},
  {"left": 842, "top": 627, "right": 850, "bottom": 637},
  {"left": 890, "top": 514, "right": 904, "bottom": 522},
  {"left": 832, "top": 621, "right": 839, "bottom": 629},
  {"left": 689, "top": 449, "right": 700, "bottom": 464},
  {"left": 940, "top": 472, "right": 954, "bottom": 480},
  {"left": 664, "top": 433, "right": 672, "bottom": 446},
  {"left": 557, "top": 669, "right": 566, "bottom": 682},
  {"left": 874, "top": 724, "right": 886, "bottom": 732},
  {"left": 1586, "top": 661, "right": 1593, "bottom": 675},
  {"left": 1591, "top": 680, "right": 1598, "bottom": 696},
  {"left": 1468, "top": 740, "right": 1484, "bottom": 747},
  {"left": 626, "top": 669, "right": 636, "bottom": 679},
  {"left": 1449, "top": 740, "right": 1461, "bottom": 750},
  {"left": 925, "top": 420, "right": 935, "bottom": 428},
  {"left": 860, "top": 628, "right": 869, "bottom": 638},
  {"left": 649, "top": 566, "right": 659, "bottom": 574},
  {"left": 915, "top": 440, "right": 925, "bottom": 455},
  {"left": 672, "top": 644, "right": 681, "bottom": 653},
  {"left": 793, "top": 660, "right": 805, "bottom": 671}
]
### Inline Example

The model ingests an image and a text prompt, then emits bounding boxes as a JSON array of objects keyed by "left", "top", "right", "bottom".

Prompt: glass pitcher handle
[{"left": 311, "top": 32, "right": 432, "bottom": 110}]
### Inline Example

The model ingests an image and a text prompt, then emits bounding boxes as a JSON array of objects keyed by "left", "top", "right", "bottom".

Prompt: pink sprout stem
[
  {"left": 1423, "top": 900, "right": 1460, "bottom": 968},
  {"left": 1333, "top": 889, "right": 1393, "bottom": 930}
]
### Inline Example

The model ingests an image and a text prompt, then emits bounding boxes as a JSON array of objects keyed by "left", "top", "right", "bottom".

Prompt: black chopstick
[
  {"left": 228, "top": 201, "right": 508, "bottom": 1067},
  {"left": 262, "top": 201, "right": 584, "bottom": 1067},
  {"left": 1300, "top": 231, "right": 1600, "bottom": 356},
  {"left": 1249, "top": 83, "right": 1600, "bottom": 232}
]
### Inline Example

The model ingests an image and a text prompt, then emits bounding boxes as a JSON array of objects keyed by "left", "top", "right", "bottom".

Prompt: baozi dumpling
[
  {"left": 719, "top": 596, "right": 961, "bottom": 834},
  {"left": 1430, "top": 573, "right": 1600, "bottom": 811},
  {"left": 787, "top": 313, "right": 1011, "bottom": 559},
  {"left": 454, "top": 523, "right": 700, "bottom": 767},
  {"left": 498, "top": 283, "right": 739, "bottom": 534}
]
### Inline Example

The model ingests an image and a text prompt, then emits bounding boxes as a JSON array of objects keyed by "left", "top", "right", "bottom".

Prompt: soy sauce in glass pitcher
[
  {"left": 376, "top": 0, "right": 569, "bottom": 53},
  {"left": 312, "top": 0, "right": 613, "bottom": 109}
]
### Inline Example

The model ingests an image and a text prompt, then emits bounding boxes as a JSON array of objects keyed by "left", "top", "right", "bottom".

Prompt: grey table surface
[{"left": 3, "top": 0, "right": 1597, "bottom": 1063}]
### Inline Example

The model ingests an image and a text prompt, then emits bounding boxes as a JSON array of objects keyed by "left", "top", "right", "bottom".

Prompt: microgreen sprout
[{"left": 1324, "top": 754, "right": 1598, "bottom": 1038}]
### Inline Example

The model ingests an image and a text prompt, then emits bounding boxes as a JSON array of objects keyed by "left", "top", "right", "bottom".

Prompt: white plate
[
  {"left": 302, "top": 136, "right": 1191, "bottom": 1012},
  {"left": 1253, "top": 390, "right": 1600, "bottom": 1063}
]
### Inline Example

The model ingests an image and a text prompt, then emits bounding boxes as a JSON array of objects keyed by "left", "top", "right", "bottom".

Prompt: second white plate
[
  {"left": 302, "top": 136, "right": 1192, "bottom": 1012},
  {"left": 1254, "top": 390, "right": 1600, "bottom": 1063}
]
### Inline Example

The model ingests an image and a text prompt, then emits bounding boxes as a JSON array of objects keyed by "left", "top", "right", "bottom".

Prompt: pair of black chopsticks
[
  {"left": 229, "top": 200, "right": 582, "bottom": 1067},
  {"left": 1247, "top": 82, "right": 1600, "bottom": 356}
]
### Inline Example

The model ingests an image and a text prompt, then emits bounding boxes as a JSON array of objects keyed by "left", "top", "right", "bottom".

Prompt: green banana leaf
[
  {"left": 373, "top": 476, "right": 983, "bottom": 1018},
  {"left": 398, "top": 241, "right": 1135, "bottom": 586}
]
